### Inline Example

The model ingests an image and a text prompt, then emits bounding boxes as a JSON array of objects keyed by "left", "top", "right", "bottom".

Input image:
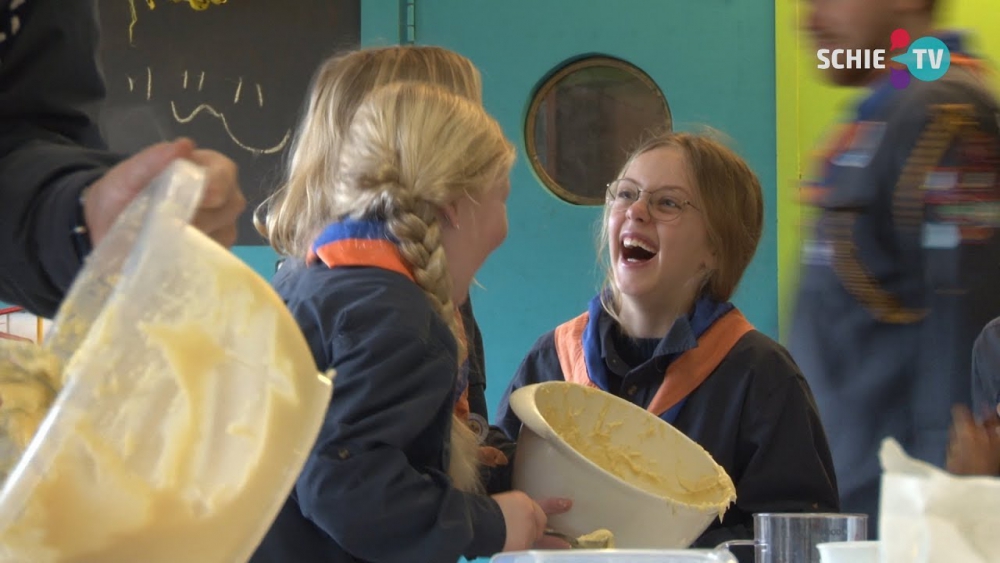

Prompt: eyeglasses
[{"left": 606, "top": 178, "right": 699, "bottom": 223}]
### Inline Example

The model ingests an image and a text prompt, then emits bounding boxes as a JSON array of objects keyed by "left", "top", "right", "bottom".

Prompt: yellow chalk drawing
[
  {"left": 146, "top": 67, "right": 152, "bottom": 100},
  {"left": 170, "top": 101, "right": 291, "bottom": 156},
  {"left": 198, "top": 71, "right": 206, "bottom": 92},
  {"left": 148, "top": 0, "right": 229, "bottom": 11},
  {"left": 234, "top": 77, "right": 243, "bottom": 104},
  {"left": 128, "top": 0, "right": 139, "bottom": 45},
  {"left": 129, "top": 0, "right": 230, "bottom": 44},
  {"left": 256, "top": 84, "right": 264, "bottom": 107}
]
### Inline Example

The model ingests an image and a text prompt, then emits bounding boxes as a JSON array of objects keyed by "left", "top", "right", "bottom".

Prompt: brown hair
[{"left": 599, "top": 131, "right": 763, "bottom": 316}]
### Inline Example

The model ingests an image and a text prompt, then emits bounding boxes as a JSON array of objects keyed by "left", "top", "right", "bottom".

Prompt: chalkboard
[{"left": 96, "top": 0, "right": 361, "bottom": 245}]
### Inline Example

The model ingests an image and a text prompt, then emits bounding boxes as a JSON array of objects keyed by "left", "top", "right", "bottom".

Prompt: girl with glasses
[{"left": 493, "top": 132, "right": 840, "bottom": 547}]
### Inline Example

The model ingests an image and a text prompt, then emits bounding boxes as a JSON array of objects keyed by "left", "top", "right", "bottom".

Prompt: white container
[
  {"left": 490, "top": 548, "right": 738, "bottom": 563},
  {"left": 817, "top": 541, "right": 880, "bottom": 563},
  {"left": 509, "top": 382, "right": 736, "bottom": 549},
  {"left": 0, "top": 161, "right": 332, "bottom": 562}
]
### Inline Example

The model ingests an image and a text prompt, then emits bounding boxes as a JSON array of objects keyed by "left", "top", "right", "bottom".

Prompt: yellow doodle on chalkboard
[
  {"left": 148, "top": 0, "right": 229, "bottom": 10},
  {"left": 129, "top": 0, "right": 229, "bottom": 45}
]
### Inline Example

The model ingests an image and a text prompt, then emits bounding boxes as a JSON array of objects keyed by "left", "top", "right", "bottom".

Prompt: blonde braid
[
  {"left": 380, "top": 191, "right": 480, "bottom": 493},
  {"left": 333, "top": 82, "right": 516, "bottom": 493},
  {"left": 381, "top": 191, "right": 467, "bottom": 365}
]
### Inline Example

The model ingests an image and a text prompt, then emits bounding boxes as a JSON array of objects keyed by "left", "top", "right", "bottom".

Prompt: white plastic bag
[{"left": 879, "top": 438, "right": 1000, "bottom": 563}]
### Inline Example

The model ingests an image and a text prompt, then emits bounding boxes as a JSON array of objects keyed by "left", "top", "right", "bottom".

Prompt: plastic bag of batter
[{"left": 0, "top": 160, "right": 333, "bottom": 563}]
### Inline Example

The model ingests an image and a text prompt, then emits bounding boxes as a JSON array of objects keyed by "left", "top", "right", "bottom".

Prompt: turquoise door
[{"left": 363, "top": 0, "right": 778, "bottom": 414}]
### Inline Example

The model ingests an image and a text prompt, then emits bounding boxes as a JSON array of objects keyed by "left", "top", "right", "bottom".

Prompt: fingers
[
  {"left": 983, "top": 407, "right": 1000, "bottom": 432},
  {"left": 536, "top": 497, "right": 573, "bottom": 516},
  {"left": 189, "top": 149, "right": 239, "bottom": 208},
  {"left": 478, "top": 446, "right": 509, "bottom": 467},
  {"left": 531, "top": 499, "right": 547, "bottom": 542},
  {"left": 111, "top": 139, "right": 196, "bottom": 199},
  {"left": 84, "top": 139, "right": 196, "bottom": 245},
  {"left": 531, "top": 498, "right": 572, "bottom": 545},
  {"left": 948, "top": 403, "right": 1000, "bottom": 476},
  {"left": 952, "top": 404, "right": 976, "bottom": 427},
  {"left": 187, "top": 149, "right": 246, "bottom": 248},
  {"left": 534, "top": 534, "right": 573, "bottom": 550}
]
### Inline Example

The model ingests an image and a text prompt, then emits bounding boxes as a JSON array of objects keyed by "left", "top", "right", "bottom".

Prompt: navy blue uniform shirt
[
  {"left": 493, "top": 299, "right": 839, "bottom": 551},
  {"left": 251, "top": 262, "right": 505, "bottom": 563}
]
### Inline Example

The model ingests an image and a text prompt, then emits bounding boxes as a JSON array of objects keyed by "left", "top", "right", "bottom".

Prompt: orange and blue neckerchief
[
  {"left": 309, "top": 218, "right": 473, "bottom": 418},
  {"left": 556, "top": 293, "right": 750, "bottom": 425}
]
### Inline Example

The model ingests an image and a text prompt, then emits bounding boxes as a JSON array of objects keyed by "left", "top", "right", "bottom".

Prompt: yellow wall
[{"left": 775, "top": 1, "right": 1000, "bottom": 341}]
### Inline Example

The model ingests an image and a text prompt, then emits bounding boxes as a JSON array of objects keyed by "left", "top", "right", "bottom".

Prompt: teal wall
[
  {"left": 396, "top": 0, "right": 777, "bottom": 414},
  {"left": 237, "top": 0, "right": 779, "bottom": 420}
]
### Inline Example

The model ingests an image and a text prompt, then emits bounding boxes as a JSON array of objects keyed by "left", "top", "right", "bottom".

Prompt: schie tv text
[{"left": 816, "top": 49, "right": 947, "bottom": 70}]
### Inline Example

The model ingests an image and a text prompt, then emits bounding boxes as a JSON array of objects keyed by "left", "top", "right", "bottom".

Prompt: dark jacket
[
  {"left": 494, "top": 297, "right": 840, "bottom": 551},
  {"left": 0, "top": 0, "right": 121, "bottom": 317},
  {"left": 251, "top": 262, "right": 505, "bottom": 563},
  {"left": 972, "top": 317, "right": 1000, "bottom": 415},
  {"left": 460, "top": 298, "right": 489, "bottom": 426},
  {"left": 789, "top": 33, "right": 1000, "bottom": 537}
]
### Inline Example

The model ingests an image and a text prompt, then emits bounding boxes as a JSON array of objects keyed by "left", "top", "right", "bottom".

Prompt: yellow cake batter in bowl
[
  {"left": 510, "top": 381, "right": 736, "bottom": 550},
  {"left": 0, "top": 161, "right": 332, "bottom": 563}
]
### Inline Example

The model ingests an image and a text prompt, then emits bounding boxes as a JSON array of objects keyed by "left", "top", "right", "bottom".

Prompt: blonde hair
[
  {"left": 338, "top": 82, "right": 514, "bottom": 491},
  {"left": 255, "top": 46, "right": 483, "bottom": 257},
  {"left": 336, "top": 81, "right": 513, "bottom": 353},
  {"left": 599, "top": 131, "right": 763, "bottom": 318}
]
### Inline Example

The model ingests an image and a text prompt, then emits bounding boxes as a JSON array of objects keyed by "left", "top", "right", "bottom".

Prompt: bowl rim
[{"left": 509, "top": 381, "right": 735, "bottom": 510}]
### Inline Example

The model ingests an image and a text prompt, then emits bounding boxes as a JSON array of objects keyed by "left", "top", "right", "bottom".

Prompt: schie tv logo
[{"left": 817, "top": 29, "right": 952, "bottom": 89}]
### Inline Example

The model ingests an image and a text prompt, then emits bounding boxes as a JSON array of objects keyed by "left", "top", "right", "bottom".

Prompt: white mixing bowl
[{"left": 510, "top": 381, "right": 736, "bottom": 549}]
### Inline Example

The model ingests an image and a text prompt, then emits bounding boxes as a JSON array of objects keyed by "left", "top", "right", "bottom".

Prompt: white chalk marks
[
  {"left": 170, "top": 101, "right": 291, "bottom": 156},
  {"left": 126, "top": 67, "right": 288, "bottom": 156},
  {"left": 122, "top": 0, "right": 287, "bottom": 158}
]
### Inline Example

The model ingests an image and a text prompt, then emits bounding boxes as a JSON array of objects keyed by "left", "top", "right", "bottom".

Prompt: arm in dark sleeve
[
  {"left": 695, "top": 346, "right": 839, "bottom": 550},
  {"left": 734, "top": 351, "right": 840, "bottom": 514},
  {"left": 492, "top": 331, "right": 563, "bottom": 442},
  {"left": 460, "top": 298, "right": 489, "bottom": 421},
  {"left": 972, "top": 317, "right": 1000, "bottom": 415},
  {"left": 294, "top": 298, "right": 505, "bottom": 562},
  {"left": 0, "top": 0, "right": 122, "bottom": 317},
  {"left": 481, "top": 331, "right": 563, "bottom": 494}
]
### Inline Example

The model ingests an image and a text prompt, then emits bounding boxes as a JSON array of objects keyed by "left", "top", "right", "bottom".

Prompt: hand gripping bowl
[
  {"left": 0, "top": 161, "right": 333, "bottom": 562},
  {"left": 510, "top": 382, "right": 736, "bottom": 549}
]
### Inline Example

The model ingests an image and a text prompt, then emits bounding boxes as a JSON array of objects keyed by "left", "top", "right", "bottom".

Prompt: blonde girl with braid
[
  {"left": 258, "top": 44, "right": 512, "bottom": 493},
  {"left": 251, "top": 81, "right": 570, "bottom": 563}
]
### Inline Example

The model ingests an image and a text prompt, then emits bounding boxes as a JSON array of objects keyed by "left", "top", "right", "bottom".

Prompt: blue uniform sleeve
[
  {"left": 0, "top": 0, "right": 123, "bottom": 317},
  {"left": 293, "top": 290, "right": 505, "bottom": 562},
  {"left": 972, "top": 317, "right": 1000, "bottom": 415}
]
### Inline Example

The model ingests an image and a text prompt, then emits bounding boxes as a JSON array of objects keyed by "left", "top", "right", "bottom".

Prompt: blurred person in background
[
  {"left": 0, "top": 0, "right": 244, "bottom": 318},
  {"left": 791, "top": 0, "right": 1000, "bottom": 537}
]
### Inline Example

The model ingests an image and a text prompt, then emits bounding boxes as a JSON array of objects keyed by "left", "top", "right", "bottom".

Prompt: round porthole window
[{"left": 525, "top": 56, "right": 671, "bottom": 206}]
